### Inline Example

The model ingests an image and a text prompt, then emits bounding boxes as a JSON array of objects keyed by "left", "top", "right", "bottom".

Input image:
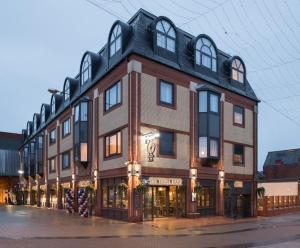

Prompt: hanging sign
[
  {"left": 234, "top": 181, "right": 243, "bottom": 188},
  {"left": 78, "top": 180, "right": 91, "bottom": 188},
  {"left": 61, "top": 182, "right": 71, "bottom": 188}
]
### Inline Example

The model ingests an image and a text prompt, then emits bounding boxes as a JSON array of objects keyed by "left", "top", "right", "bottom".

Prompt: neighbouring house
[{"left": 18, "top": 9, "right": 259, "bottom": 221}]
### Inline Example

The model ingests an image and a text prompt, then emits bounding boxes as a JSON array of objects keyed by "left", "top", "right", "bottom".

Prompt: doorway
[{"left": 143, "top": 186, "right": 185, "bottom": 220}]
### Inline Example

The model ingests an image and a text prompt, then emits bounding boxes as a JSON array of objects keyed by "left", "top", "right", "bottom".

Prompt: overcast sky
[{"left": 1, "top": 0, "right": 300, "bottom": 171}]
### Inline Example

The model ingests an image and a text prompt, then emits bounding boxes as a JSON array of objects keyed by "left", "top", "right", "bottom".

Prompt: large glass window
[
  {"left": 62, "top": 118, "right": 70, "bottom": 137},
  {"left": 105, "top": 81, "right": 121, "bottom": 111},
  {"left": 210, "top": 139, "right": 218, "bottom": 157},
  {"left": 105, "top": 131, "right": 122, "bottom": 158},
  {"left": 199, "top": 137, "right": 207, "bottom": 158},
  {"left": 156, "top": 20, "right": 176, "bottom": 52},
  {"left": 233, "top": 144, "right": 244, "bottom": 165},
  {"left": 110, "top": 24, "right": 122, "bottom": 57},
  {"left": 81, "top": 55, "right": 91, "bottom": 85},
  {"left": 49, "top": 129, "right": 56, "bottom": 145},
  {"left": 159, "top": 131, "right": 175, "bottom": 156},
  {"left": 64, "top": 80, "right": 70, "bottom": 101},
  {"left": 62, "top": 152, "right": 70, "bottom": 170},
  {"left": 196, "top": 37, "right": 217, "bottom": 71},
  {"left": 234, "top": 105, "right": 244, "bottom": 126},
  {"left": 49, "top": 158, "right": 56, "bottom": 173},
  {"left": 232, "top": 58, "right": 244, "bottom": 83},
  {"left": 159, "top": 81, "right": 174, "bottom": 106}
]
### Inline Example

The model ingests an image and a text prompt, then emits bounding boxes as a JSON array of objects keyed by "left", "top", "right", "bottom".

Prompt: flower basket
[
  {"left": 118, "top": 183, "right": 128, "bottom": 195},
  {"left": 256, "top": 187, "right": 265, "bottom": 198},
  {"left": 136, "top": 181, "right": 148, "bottom": 194},
  {"left": 194, "top": 182, "right": 202, "bottom": 194}
]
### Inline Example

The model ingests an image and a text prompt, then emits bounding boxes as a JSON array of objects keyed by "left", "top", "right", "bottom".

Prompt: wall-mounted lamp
[
  {"left": 56, "top": 177, "right": 59, "bottom": 183},
  {"left": 18, "top": 170, "right": 24, "bottom": 175},
  {"left": 219, "top": 170, "right": 225, "bottom": 181},
  {"left": 190, "top": 168, "right": 197, "bottom": 180},
  {"left": 72, "top": 173, "right": 76, "bottom": 181},
  {"left": 93, "top": 169, "right": 98, "bottom": 181},
  {"left": 133, "top": 162, "right": 141, "bottom": 177},
  {"left": 45, "top": 179, "right": 47, "bottom": 184},
  {"left": 144, "top": 132, "right": 160, "bottom": 144},
  {"left": 127, "top": 163, "right": 132, "bottom": 177}
]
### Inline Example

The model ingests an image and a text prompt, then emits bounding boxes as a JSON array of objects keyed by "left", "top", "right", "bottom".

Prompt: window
[
  {"left": 81, "top": 101, "right": 88, "bottom": 121},
  {"left": 105, "top": 131, "right": 122, "bottom": 158},
  {"left": 109, "top": 24, "right": 122, "bottom": 57},
  {"left": 210, "top": 94, "right": 219, "bottom": 113},
  {"left": 64, "top": 80, "right": 70, "bottom": 101},
  {"left": 62, "top": 152, "right": 70, "bottom": 170},
  {"left": 210, "top": 139, "right": 218, "bottom": 157},
  {"left": 49, "top": 158, "right": 56, "bottom": 173},
  {"left": 199, "top": 137, "right": 207, "bottom": 158},
  {"left": 233, "top": 144, "right": 244, "bottom": 165},
  {"left": 159, "top": 131, "right": 175, "bottom": 156},
  {"left": 156, "top": 20, "right": 176, "bottom": 52},
  {"left": 234, "top": 105, "right": 244, "bottom": 126},
  {"left": 199, "top": 91, "right": 207, "bottom": 112},
  {"left": 196, "top": 37, "right": 217, "bottom": 71},
  {"left": 232, "top": 58, "right": 244, "bottom": 83},
  {"left": 81, "top": 55, "right": 91, "bottom": 85},
  {"left": 33, "top": 115, "right": 37, "bottom": 132},
  {"left": 51, "top": 96, "right": 55, "bottom": 115},
  {"left": 27, "top": 123, "right": 31, "bottom": 136},
  {"left": 62, "top": 118, "right": 71, "bottom": 137},
  {"left": 159, "top": 81, "right": 174, "bottom": 106},
  {"left": 41, "top": 105, "right": 45, "bottom": 124},
  {"left": 105, "top": 81, "right": 121, "bottom": 111},
  {"left": 49, "top": 129, "right": 56, "bottom": 145}
]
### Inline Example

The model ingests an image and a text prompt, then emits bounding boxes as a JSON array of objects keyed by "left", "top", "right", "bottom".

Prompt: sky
[{"left": 0, "top": 0, "right": 300, "bottom": 171}]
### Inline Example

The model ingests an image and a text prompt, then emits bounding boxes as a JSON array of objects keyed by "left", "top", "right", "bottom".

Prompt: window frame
[
  {"left": 64, "top": 80, "right": 70, "bottom": 101},
  {"left": 158, "top": 130, "right": 176, "bottom": 158},
  {"left": 104, "top": 130, "right": 122, "bottom": 159},
  {"left": 61, "top": 151, "right": 71, "bottom": 170},
  {"left": 233, "top": 105, "right": 245, "bottom": 127},
  {"left": 62, "top": 118, "right": 71, "bottom": 138},
  {"left": 49, "top": 128, "right": 56, "bottom": 145},
  {"left": 233, "top": 144, "right": 244, "bottom": 166},
  {"left": 49, "top": 157, "right": 56, "bottom": 173},
  {"left": 195, "top": 37, "right": 217, "bottom": 72},
  {"left": 51, "top": 96, "right": 56, "bottom": 115},
  {"left": 109, "top": 24, "right": 122, "bottom": 57},
  {"left": 155, "top": 19, "right": 176, "bottom": 53},
  {"left": 81, "top": 54, "right": 91, "bottom": 86},
  {"left": 41, "top": 105, "right": 46, "bottom": 124},
  {"left": 231, "top": 58, "right": 245, "bottom": 84},
  {"left": 158, "top": 80, "right": 176, "bottom": 109},
  {"left": 104, "top": 81, "right": 122, "bottom": 113}
]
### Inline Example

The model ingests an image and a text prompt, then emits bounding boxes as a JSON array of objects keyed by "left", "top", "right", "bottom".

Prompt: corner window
[
  {"left": 109, "top": 24, "right": 122, "bottom": 57},
  {"left": 105, "top": 131, "right": 122, "bottom": 158},
  {"left": 159, "top": 81, "right": 174, "bottom": 106},
  {"left": 51, "top": 96, "right": 56, "bottom": 115},
  {"left": 210, "top": 94, "right": 219, "bottom": 113},
  {"left": 105, "top": 81, "right": 121, "bottom": 111},
  {"left": 64, "top": 80, "right": 70, "bottom": 101},
  {"left": 199, "top": 137, "right": 207, "bottom": 158},
  {"left": 233, "top": 144, "right": 244, "bottom": 165},
  {"left": 156, "top": 20, "right": 176, "bottom": 52},
  {"left": 159, "top": 131, "right": 175, "bottom": 156},
  {"left": 209, "top": 139, "right": 218, "bottom": 157},
  {"left": 81, "top": 55, "right": 91, "bottom": 85},
  {"left": 196, "top": 37, "right": 217, "bottom": 72},
  {"left": 198, "top": 91, "right": 219, "bottom": 113},
  {"left": 232, "top": 58, "right": 244, "bottom": 83},
  {"left": 49, "top": 157, "right": 56, "bottom": 173},
  {"left": 49, "top": 129, "right": 56, "bottom": 145},
  {"left": 62, "top": 118, "right": 71, "bottom": 137},
  {"left": 234, "top": 106, "right": 244, "bottom": 126},
  {"left": 198, "top": 91, "right": 207, "bottom": 112},
  {"left": 62, "top": 152, "right": 70, "bottom": 170}
]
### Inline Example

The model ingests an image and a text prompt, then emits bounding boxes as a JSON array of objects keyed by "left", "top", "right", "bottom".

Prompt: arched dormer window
[
  {"left": 156, "top": 20, "right": 176, "bottom": 52},
  {"left": 51, "top": 96, "right": 56, "bottom": 115},
  {"left": 232, "top": 58, "right": 245, "bottom": 83},
  {"left": 196, "top": 37, "right": 217, "bottom": 71},
  {"left": 41, "top": 105, "right": 46, "bottom": 124},
  {"left": 27, "top": 122, "right": 31, "bottom": 136},
  {"left": 81, "top": 54, "right": 91, "bottom": 85},
  {"left": 33, "top": 115, "right": 37, "bottom": 132},
  {"left": 64, "top": 80, "right": 70, "bottom": 101},
  {"left": 109, "top": 24, "right": 122, "bottom": 57}
]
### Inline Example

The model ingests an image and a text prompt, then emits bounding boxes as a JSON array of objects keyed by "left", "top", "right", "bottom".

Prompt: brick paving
[{"left": 0, "top": 205, "right": 300, "bottom": 247}]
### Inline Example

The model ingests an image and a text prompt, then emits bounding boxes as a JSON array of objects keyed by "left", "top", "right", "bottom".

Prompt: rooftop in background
[{"left": 264, "top": 148, "right": 300, "bottom": 167}]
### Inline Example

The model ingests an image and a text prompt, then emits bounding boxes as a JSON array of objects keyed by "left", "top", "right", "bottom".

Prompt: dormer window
[
  {"left": 51, "top": 96, "right": 56, "bottom": 115},
  {"left": 196, "top": 37, "right": 217, "bottom": 72},
  {"left": 232, "top": 58, "right": 244, "bottom": 83},
  {"left": 27, "top": 123, "right": 31, "bottom": 136},
  {"left": 41, "top": 105, "right": 45, "bottom": 124},
  {"left": 109, "top": 24, "right": 122, "bottom": 57},
  {"left": 64, "top": 80, "right": 70, "bottom": 101},
  {"left": 33, "top": 115, "right": 37, "bottom": 132},
  {"left": 156, "top": 20, "right": 176, "bottom": 52},
  {"left": 81, "top": 55, "right": 91, "bottom": 85}
]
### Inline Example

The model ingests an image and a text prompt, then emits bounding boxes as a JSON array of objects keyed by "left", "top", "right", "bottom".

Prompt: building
[
  {"left": 0, "top": 131, "right": 22, "bottom": 204},
  {"left": 18, "top": 9, "right": 259, "bottom": 221},
  {"left": 264, "top": 148, "right": 300, "bottom": 180}
]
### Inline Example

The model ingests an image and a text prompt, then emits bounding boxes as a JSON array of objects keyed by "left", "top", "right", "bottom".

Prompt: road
[{"left": 0, "top": 205, "right": 300, "bottom": 248}]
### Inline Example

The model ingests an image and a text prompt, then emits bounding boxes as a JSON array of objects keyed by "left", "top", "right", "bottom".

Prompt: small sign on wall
[{"left": 234, "top": 181, "right": 243, "bottom": 188}]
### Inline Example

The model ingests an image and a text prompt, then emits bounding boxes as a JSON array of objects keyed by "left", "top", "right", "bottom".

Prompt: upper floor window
[
  {"left": 49, "top": 157, "right": 56, "bottom": 173},
  {"left": 81, "top": 55, "right": 91, "bottom": 85},
  {"left": 232, "top": 58, "right": 244, "bottom": 83},
  {"left": 27, "top": 123, "right": 31, "bottom": 136},
  {"left": 233, "top": 144, "right": 244, "bottom": 166},
  {"left": 62, "top": 151, "right": 70, "bottom": 170},
  {"left": 198, "top": 91, "right": 219, "bottom": 113},
  {"left": 233, "top": 105, "right": 244, "bottom": 126},
  {"left": 33, "top": 115, "right": 37, "bottom": 132},
  {"left": 196, "top": 37, "right": 217, "bottom": 72},
  {"left": 51, "top": 96, "right": 56, "bottom": 115},
  {"left": 49, "top": 129, "right": 56, "bottom": 145},
  {"left": 105, "top": 81, "right": 121, "bottom": 111},
  {"left": 109, "top": 24, "right": 122, "bottom": 57},
  {"left": 62, "top": 118, "right": 71, "bottom": 137},
  {"left": 159, "top": 131, "right": 175, "bottom": 156},
  {"left": 64, "top": 80, "right": 70, "bottom": 101},
  {"left": 159, "top": 81, "right": 175, "bottom": 107},
  {"left": 156, "top": 20, "right": 176, "bottom": 52},
  {"left": 41, "top": 105, "right": 45, "bottom": 124},
  {"left": 105, "top": 131, "right": 122, "bottom": 158}
]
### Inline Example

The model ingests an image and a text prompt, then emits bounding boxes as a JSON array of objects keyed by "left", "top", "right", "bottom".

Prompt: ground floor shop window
[{"left": 196, "top": 181, "right": 216, "bottom": 216}]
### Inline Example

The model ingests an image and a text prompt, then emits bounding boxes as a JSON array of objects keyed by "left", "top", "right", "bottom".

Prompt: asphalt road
[{"left": 0, "top": 205, "right": 300, "bottom": 248}]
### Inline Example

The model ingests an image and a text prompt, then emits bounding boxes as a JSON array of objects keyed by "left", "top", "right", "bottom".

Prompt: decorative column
[{"left": 187, "top": 168, "right": 198, "bottom": 217}]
